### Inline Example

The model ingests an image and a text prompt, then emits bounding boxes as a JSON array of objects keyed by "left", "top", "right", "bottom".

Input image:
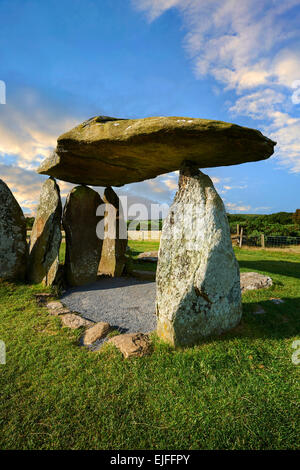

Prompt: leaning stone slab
[
  {"left": 156, "top": 165, "right": 242, "bottom": 347},
  {"left": 83, "top": 322, "right": 110, "bottom": 346},
  {"left": 107, "top": 333, "right": 151, "bottom": 359},
  {"left": 37, "top": 116, "right": 276, "bottom": 186},
  {"left": 61, "top": 314, "right": 93, "bottom": 329},
  {"left": 98, "top": 187, "right": 127, "bottom": 277},
  {"left": 28, "top": 178, "right": 62, "bottom": 285},
  {"left": 240, "top": 272, "right": 273, "bottom": 293},
  {"left": 0, "top": 179, "right": 28, "bottom": 281},
  {"left": 63, "top": 186, "right": 104, "bottom": 286}
]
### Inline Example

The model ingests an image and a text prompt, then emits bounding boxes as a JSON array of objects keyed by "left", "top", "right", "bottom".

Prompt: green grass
[{"left": 0, "top": 245, "right": 299, "bottom": 450}]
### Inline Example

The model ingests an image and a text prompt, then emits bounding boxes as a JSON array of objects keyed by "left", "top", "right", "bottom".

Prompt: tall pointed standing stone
[
  {"left": 28, "top": 177, "right": 62, "bottom": 285},
  {"left": 63, "top": 185, "right": 104, "bottom": 286},
  {"left": 0, "top": 179, "right": 28, "bottom": 281},
  {"left": 156, "top": 165, "right": 242, "bottom": 347},
  {"left": 98, "top": 187, "right": 127, "bottom": 277}
]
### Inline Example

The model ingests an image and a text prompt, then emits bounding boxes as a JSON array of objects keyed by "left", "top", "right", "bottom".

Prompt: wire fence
[
  {"left": 236, "top": 235, "right": 300, "bottom": 248},
  {"left": 265, "top": 236, "right": 300, "bottom": 247}
]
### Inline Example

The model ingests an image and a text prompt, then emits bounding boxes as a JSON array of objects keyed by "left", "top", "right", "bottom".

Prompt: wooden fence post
[
  {"left": 237, "top": 224, "right": 240, "bottom": 236},
  {"left": 261, "top": 233, "right": 265, "bottom": 248},
  {"left": 239, "top": 227, "right": 243, "bottom": 248}
]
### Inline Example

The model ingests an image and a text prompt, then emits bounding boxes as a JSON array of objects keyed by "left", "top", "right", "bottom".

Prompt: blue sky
[{"left": 0, "top": 0, "right": 300, "bottom": 215}]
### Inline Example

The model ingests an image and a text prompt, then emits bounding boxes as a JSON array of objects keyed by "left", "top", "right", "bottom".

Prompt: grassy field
[{"left": 0, "top": 242, "right": 299, "bottom": 450}]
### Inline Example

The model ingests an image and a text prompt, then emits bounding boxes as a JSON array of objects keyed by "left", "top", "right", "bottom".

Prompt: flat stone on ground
[
  {"left": 137, "top": 251, "right": 158, "bottom": 262},
  {"left": 253, "top": 304, "right": 266, "bottom": 315},
  {"left": 107, "top": 332, "right": 151, "bottom": 359},
  {"left": 34, "top": 293, "right": 53, "bottom": 305},
  {"left": 270, "top": 298, "right": 285, "bottom": 304},
  {"left": 46, "top": 301, "right": 70, "bottom": 316},
  {"left": 240, "top": 272, "right": 273, "bottom": 293},
  {"left": 61, "top": 314, "right": 93, "bottom": 329},
  {"left": 83, "top": 322, "right": 110, "bottom": 345},
  {"left": 46, "top": 301, "right": 64, "bottom": 310},
  {"left": 37, "top": 116, "right": 276, "bottom": 186}
]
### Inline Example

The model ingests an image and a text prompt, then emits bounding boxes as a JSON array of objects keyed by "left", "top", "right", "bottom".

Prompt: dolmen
[{"left": 5, "top": 115, "right": 273, "bottom": 347}]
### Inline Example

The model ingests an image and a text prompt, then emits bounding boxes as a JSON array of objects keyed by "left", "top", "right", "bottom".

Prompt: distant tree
[
  {"left": 293, "top": 209, "right": 300, "bottom": 224},
  {"left": 25, "top": 217, "right": 35, "bottom": 229}
]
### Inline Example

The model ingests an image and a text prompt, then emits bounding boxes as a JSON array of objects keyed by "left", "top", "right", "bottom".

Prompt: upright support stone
[
  {"left": 98, "top": 187, "right": 127, "bottom": 277},
  {"left": 156, "top": 165, "right": 242, "bottom": 347},
  {"left": 63, "top": 186, "right": 104, "bottom": 286},
  {"left": 0, "top": 179, "right": 28, "bottom": 281},
  {"left": 28, "top": 178, "right": 62, "bottom": 285}
]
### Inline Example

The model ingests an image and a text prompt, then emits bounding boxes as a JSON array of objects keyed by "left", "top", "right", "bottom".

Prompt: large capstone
[
  {"left": 98, "top": 187, "right": 127, "bottom": 277},
  {"left": 28, "top": 178, "right": 62, "bottom": 285},
  {"left": 0, "top": 179, "right": 28, "bottom": 281},
  {"left": 156, "top": 165, "right": 242, "bottom": 347},
  {"left": 37, "top": 116, "right": 276, "bottom": 186},
  {"left": 63, "top": 185, "right": 104, "bottom": 286}
]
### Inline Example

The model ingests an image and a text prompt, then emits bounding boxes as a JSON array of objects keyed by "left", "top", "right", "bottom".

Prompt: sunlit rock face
[
  {"left": 0, "top": 179, "right": 28, "bottom": 281},
  {"left": 37, "top": 116, "right": 276, "bottom": 187},
  {"left": 28, "top": 178, "right": 62, "bottom": 286},
  {"left": 63, "top": 185, "right": 104, "bottom": 287},
  {"left": 156, "top": 165, "right": 242, "bottom": 347}
]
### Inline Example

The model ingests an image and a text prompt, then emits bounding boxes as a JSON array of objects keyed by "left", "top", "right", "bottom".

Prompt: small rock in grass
[
  {"left": 107, "top": 332, "right": 151, "bottom": 359},
  {"left": 137, "top": 251, "right": 158, "bottom": 263},
  {"left": 61, "top": 314, "right": 93, "bottom": 330},
  {"left": 49, "top": 307, "right": 71, "bottom": 316},
  {"left": 270, "top": 298, "right": 285, "bottom": 305},
  {"left": 46, "top": 300, "right": 70, "bottom": 316},
  {"left": 253, "top": 304, "right": 266, "bottom": 315},
  {"left": 46, "top": 301, "right": 64, "bottom": 310},
  {"left": 34, "top": 293, "right": 53, "bottom": 305},
  {"left": 83, "top": 322, "right": 110, "bottom": 345},
  {"left": 240, "top": 272, "right": 273, "bottom": 293}
]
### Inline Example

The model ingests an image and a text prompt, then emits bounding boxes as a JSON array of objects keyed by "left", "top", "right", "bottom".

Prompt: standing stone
[
  {"left": 63, "top": 186, "right": 104, "bottom": 286},
  {"left": 156, "top": 165, "right": 242, "bottom": 347},
  {"left": 98, "top": 187, "right": 127, "bottom": 277},
  {"left": 0, "top": 179, "right": 28, "bottom": 281},
  {"left": 28, "top": 178, "right": 62, "bottom": 285}
]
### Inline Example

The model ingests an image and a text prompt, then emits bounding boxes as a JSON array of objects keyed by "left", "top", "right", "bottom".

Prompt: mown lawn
[{"left": 0, "top": 244, "right": 299, "bottom": 450}]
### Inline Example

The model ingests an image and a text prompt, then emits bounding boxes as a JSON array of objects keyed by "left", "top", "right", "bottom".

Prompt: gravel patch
[{"left": 61, "top": 277, "right": 157, "bottom": 349}]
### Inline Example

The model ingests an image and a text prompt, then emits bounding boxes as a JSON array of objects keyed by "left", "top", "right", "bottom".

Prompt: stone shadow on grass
[
  {"left": 64, "top": 276, "right": 154, "bottom": 292},
  {"left": 238, "top": 260, "right": 300, "bottom": 280},
  {"left": 186, "top": 297, "right": 300, "bottom": 349}
]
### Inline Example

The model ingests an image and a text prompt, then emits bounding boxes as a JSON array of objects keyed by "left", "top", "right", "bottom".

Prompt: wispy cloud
[
  {"left": 133, "top": 0, "right": 300, "bottom": 172},
  {"left": 0, "top": 87, "right": 80, "bottom": 170}
]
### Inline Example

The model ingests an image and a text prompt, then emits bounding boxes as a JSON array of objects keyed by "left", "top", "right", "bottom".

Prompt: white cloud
[
  {"left": 133, "top": 0, "right": 300, "bottom": 173},
  {"left": 132, "top": 0, "right": 183, "bottom": 21},
  {"left": 225, "top": 201, "right": 251, "bottom": 212},
  {"left": 0, "top": 89, "right": 80, "bottom": 170},
  {"left": 0, "top": 164, "right": 46, "bottom": 214}
]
